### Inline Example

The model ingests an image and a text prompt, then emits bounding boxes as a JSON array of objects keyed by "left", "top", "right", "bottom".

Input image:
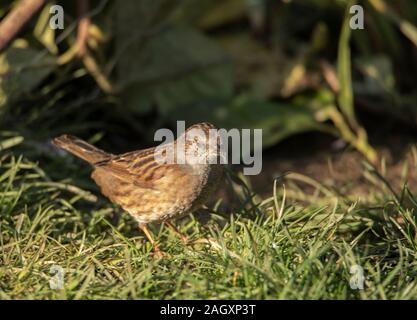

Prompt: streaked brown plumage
[{"left": 52, "top": 122, "right": 223, "bottom": 256}]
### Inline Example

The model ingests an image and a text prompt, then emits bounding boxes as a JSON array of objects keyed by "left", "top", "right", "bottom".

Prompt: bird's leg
[
  {"left": 165, "top": 221, "right": 189, "bottom": 243},
  {"left": 139, "top": 223, "right": 165, "bottom": 257}
]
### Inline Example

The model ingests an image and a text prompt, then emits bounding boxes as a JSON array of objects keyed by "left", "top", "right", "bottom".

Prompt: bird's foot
[{"left": 151, "top": 246, "right": 168, "bottom": 258}]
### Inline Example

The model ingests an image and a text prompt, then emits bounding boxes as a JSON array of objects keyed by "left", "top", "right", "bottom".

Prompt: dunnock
[{"left": 53, "top": 122, "right": 223, "bottom": 256}]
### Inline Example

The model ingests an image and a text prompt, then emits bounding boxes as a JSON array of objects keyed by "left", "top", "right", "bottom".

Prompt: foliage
[
  {"left": 1, "top": 0, "right": 417, "bottom": 300},
  {"left": 0, "top": 0, "right": 416, "bottom": 160}
]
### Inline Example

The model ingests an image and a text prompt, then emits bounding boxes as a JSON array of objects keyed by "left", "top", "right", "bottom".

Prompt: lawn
[
  {"left": 1, "top": 0, "right": 417, "bottom": 301},
  {"left": 1, "top": 144, "right": 417, "bottom": 299}
]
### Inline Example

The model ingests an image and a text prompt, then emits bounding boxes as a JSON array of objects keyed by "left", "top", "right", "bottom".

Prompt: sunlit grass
[{"left": 1, "top": 149, "right": 417, "bottom": 300}]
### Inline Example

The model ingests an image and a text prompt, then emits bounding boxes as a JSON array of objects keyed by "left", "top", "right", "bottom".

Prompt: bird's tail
[{"left": 52, "top": 135, "right": 110, "bottom": 164}]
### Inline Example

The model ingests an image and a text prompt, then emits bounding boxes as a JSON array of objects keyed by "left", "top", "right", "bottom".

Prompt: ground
[{"left": 1, "top": 127, "right": 417, "bottom": 299}]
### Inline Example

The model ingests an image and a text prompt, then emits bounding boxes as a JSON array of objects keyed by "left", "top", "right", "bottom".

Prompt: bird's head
[{"left": 179, "top": 122, "right": 222, "bottom": 165}]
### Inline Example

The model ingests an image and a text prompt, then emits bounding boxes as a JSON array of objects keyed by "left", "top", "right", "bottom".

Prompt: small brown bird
[{"left": 53, "top": 122, "right": 223, "bottom": 256}]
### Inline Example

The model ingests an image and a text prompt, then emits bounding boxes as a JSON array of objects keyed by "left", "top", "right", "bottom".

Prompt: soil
[{"left": 231, "top": 113, "right": 417, "bottom": 200}]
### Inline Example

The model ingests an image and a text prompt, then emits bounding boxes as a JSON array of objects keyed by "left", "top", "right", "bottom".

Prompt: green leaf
[
  {"left": 0, "top": 136, "right": 24, "bottom": 151},
  {"left": 398, "top": 20, "right": 417, "bottom": 47},
  {"left": 175, "top": 0, "right": 247, "bottom": 30},
  {"left": 168, "top": 90, "right": 334, "bottom": 148},
  {"left": 0, "top": 42, "right": 56, "bottom": 108},
  {"left": 337, "top": 5, "right": 356, "bottom": 128},
  {"left": 217, "top": 32, "right": 290, "bottom": 100},
  {"left": 354, "top": 55, "right": 395, "bottom": 95},
  {"left": 369, "top": 0, "right": 417, "bottom": 47},
  {"left": 114, "top": 0, "right": 181, "bottom": 41},
  {"left": 116, "top": 25, "right": 233, "bottom": 115},
  {"left": 33, "top": 4, "right": 58, "bottom": 54}
]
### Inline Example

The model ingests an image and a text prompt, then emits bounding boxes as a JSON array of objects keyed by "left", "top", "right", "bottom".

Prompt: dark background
[{"left": 1, "top": 0, "right": 417, "bottom": 196}]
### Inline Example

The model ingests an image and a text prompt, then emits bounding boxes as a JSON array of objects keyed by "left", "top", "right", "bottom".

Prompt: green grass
[
  {"left": 1, "top": 148, "right": 417, "bottom": 300},
  {"left": 1, "top": 0, "right": 417, "bottom": 301}
]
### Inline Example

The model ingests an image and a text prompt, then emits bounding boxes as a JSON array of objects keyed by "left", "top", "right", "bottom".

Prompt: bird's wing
[{"left": 93, "top": 147, "right": 187, "bottom": 190}]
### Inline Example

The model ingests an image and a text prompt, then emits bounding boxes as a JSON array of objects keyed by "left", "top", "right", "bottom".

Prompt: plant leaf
[
  {"left": 116, "top": 25, "right": 233, "bottom": 115},
  {"left": 168, "top": 90, "right": 334, "bottom": 148},
  {"left": 337, "top": 5, "right": 357, "bottom": 128},
  {"left": 0, "top": 42, "right": 56, "bottom": 108}
]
